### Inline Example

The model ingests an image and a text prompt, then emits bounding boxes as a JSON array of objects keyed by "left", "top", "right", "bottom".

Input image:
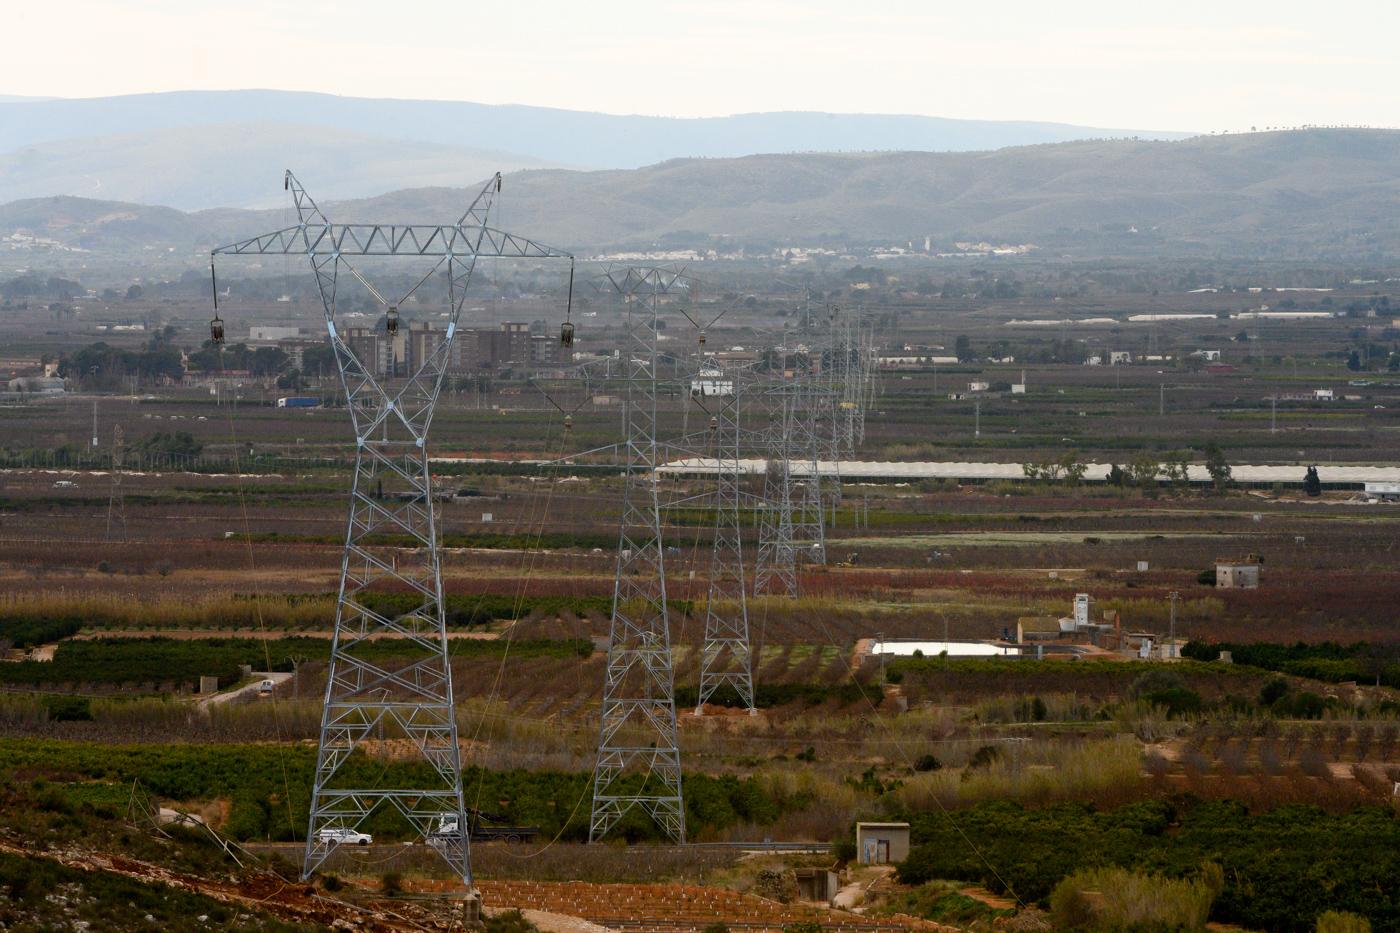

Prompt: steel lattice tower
[
  {"left": 695, "top": 383, "right": 755, "bottom": 715},
  {"left": 754, "top": 349, "right": 829, "bottom": 596},
  {"left": 105, "top": 425, "right": 126, "bottom": 544},
  {"left": 590, "top": 265, "right": 685, "bottom": 844},
  {"left": 212, "top": 171, "right": 569, "bottom": 884}
]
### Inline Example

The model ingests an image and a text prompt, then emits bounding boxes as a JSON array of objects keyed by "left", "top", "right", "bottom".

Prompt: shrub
[
  {"left": 485, "top": 909, "right": 538, "bottom": 933},
  {"left": 913, "top": 754, "right": 943, "bottom": 773},
  {"left": 1317, "top": 911, "right": 1372, "bottom": 933},
  {"left": 1130, "top": 668, "right": 1187, "bottom": 697},
  {"left": 966, "top": 746, "right": 1001, "bottom": 770},
  {"left": 703, "top": 924, "right": 731, "bottom": 933},
  {"left": 782, "top": 922, "right": 823, "bottom": 933},
  {"left": 1141, "top": 688, "right": 1203, "bottom": 718},
  {"left": 380, "top": 870, "right": 404, "bottom": 896},
  {"left": 1049, "top": 866, "right": 1217, "bottom": 931},
  {"left": 1260, "top": 674, "right": 1291, "bottom": 707},
  {"left": 321, "top": 873, "right": 343, "bottom": 892}
]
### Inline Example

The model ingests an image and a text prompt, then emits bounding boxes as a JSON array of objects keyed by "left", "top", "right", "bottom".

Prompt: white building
[
  {"left": 250, "top": 326, "right": 300, "bottom": 341},
  {"left": 689, "top": 361, "right": 734, "bottom": 397}
]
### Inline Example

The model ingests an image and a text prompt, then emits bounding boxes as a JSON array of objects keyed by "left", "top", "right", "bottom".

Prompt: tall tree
[
  {"left": 1203, "top": 440, "right": 1232, "bottom": 490},
  {"left": 1303, "top": 465, "right": 1322, "bottom": 497}
]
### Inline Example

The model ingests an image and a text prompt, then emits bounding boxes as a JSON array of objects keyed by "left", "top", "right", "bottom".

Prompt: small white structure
[
  {"left": 1109, "top": 351, "right": 1131, "bottom": 365},
  {"left": 868, "top": 639, "right": 1016, "bottom": 658},
  {"left": 856, "top": 822, "right": 910, "bottom": 865},
  {"left": 1314, "top": 389, "right": 1335, "bottom": 400},
  {"left": 968, "top": 380, "right": 990, "bottom": 392},
  {"left": 1216, "top": 559, "right": 1260, "bottom": 589},
  {"left": 1365, "top": 482, "right": 1400, "bottom": 501},
  {"left": 1191, "top": 349, "right": 1222, "bottom": 361},
  {"left": 249, "top": 325, "right": 300, "bottom": 341},
  {"left": 690, "top": 360, "right": 734, "bottom": 397},
  {"left": 1011, "top": 383, "right": 1026, "bottom": 394}
]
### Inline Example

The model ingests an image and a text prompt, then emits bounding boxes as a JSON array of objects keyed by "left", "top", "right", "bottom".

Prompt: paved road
[{"left": 201, "top": 671, "right": 292, "bottom": 708}]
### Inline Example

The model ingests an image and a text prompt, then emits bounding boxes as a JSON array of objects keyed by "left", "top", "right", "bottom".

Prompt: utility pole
[
  {"left": 91, "top": 400, "right": 98, "bottom": 451},
  {"left": 213, "top": 171, "right": 571, "bottom": 886},
  {"left": 1168, "top": 591, "right": 1180, "bottom": 660},
  {"left": 1270, "top": 395, "right": 1277, "bottom": 435},
  {"left": 874, "top": 632, "right": 886, "bottom": 685},
  {"left": 974, "top": 400, "right": 981, "bottom": 438},
  {"left": 105, "top": 425, "right": 126, "bottom": 544},
  {"left": 1159, "top": 383, "right": 1164, "bottom": 416}
]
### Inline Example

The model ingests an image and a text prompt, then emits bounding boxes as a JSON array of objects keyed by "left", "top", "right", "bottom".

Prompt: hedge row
[
  {"left": 0, "top": 739, "right": 808, "bottom": 845},
  {"left": 0, "top": 636, "right": 592, "bottom": 690}
]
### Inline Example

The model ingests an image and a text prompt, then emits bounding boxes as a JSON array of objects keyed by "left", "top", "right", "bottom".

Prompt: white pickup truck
[{"left": 316, "top": 827, "right": 372, "bottom": 846}]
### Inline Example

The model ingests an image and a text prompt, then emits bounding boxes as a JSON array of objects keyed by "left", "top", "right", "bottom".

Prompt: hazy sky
[{"left": 4, "top": 0, "right": 1398, "bottom": 130}]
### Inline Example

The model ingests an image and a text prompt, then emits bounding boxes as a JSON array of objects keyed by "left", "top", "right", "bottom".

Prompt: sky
[{"left": 3, "top": 0, "right": 1399, "bottom": 131}]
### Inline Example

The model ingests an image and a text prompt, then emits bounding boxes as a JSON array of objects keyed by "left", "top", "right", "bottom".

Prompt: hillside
[
  {"left": 0, "top": 90, "right": 1193, "bottom": 170},
  {"left": 0, "top": 122, "right": 579, "bottom": 210},
  {"left": 4, "top": 129, "right": 1400, "bottom": 258}
]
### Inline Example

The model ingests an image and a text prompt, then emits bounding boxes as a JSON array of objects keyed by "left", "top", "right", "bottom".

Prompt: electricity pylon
[
  {"left": 754, "top": 349, "right": 829, "bottom": 596},
  {"left": 212, "top": 171, "right": 570, "bottom": 885},
  {"left": 695, "top": 383, "right": 755, "bottom": 715},
  {"left": 590, "top": 265, "right": 685, "bottom": 844},
  {"left": 105, "top": 425, "right": 126, "bottom": 544}
]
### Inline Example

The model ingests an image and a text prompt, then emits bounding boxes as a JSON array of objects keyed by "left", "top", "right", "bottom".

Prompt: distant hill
[
  {"left": 0, "top": 122, "right": 579, "bottom": 210},
  {"left": 5, "top": 130, "right": 1399, "bottom": 259},
  {"left": 0, "top": 90, "right": 1195, "bottom": 170}
]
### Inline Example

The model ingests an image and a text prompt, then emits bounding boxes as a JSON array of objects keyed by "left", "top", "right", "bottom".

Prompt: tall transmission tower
[
  {"left": 695, "top": 383, "right": 755, "bottom": 715},
  {"left": 105, "top": 425, "right": 126, "bottom": 544},
  {"left": 212, "top": 171, "right": 570, "bottom": 885},
  {"left": 753, "top": 376, "right": 801, "bottom": 597},
  {"left": 590, "top": 265, "right": 685, "bottom": 844}
]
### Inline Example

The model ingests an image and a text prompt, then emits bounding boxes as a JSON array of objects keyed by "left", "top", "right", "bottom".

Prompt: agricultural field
[{"left": 4, "top": 275, "right": 1400, "bottom": 933}]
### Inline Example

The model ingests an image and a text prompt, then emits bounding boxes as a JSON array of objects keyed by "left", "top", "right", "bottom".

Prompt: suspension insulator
[
  {"left": 709, "top": 415, "right": 718, "bottom": 433},
  {"left": 564, "top": 414, "right": 573, "bottom": 432},
  {"left": 210, "top": 315, "right": 225, "bottom": 346},
  {"left": 560, "top": 321, "right": 575, "bottom": 348},
  {"left": 698, "top": 330, "right": 707, "bottom": 347},
  {"left": 386, "top": 306, "right": 399, "bottom": 335}
]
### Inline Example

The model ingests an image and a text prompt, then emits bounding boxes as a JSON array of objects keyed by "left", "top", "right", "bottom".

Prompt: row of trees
[{"left": 1025, "top": 442, "right": 1233, "bottom": 490}]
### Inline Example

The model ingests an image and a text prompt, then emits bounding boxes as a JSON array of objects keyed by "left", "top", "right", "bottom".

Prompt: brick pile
[{"left": 472, "top": 881, "right": 918, "bottom": 933}]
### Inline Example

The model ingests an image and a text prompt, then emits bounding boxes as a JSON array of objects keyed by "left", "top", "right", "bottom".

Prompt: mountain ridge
[
  {"left": 5, "top": 130, "right": 1397, "bottom": 260},
  {"left": 0, "top": 122, "right": 581, "bottom": 211},
  {"left": 0, "top": 89, "right": 1196, "bottom": 170}
]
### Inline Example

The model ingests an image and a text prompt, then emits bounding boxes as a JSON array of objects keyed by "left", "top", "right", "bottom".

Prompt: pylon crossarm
[{"left": 213, "top": 222, "right": 567, "bottom": 260}]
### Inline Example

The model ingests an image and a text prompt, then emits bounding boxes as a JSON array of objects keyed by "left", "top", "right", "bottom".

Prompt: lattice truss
[
  {"left": 694, "top": 385, "right": 756, "bottom": 714},
  {"left": 211, "top": 171, "right": 570, "bottom": 884},
  {"left": 588, "top": 264, "right": 691, "bottom": 844},
  {"left": 749, "top": 307, "right": 875, "bottom": 598}
]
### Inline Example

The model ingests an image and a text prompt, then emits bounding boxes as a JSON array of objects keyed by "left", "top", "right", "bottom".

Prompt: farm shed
[
  {"left": 1216, "top": 559, "right": 1260, "bottom": 589},
  {"left": 856, "top": 822, "right": 910, "bottom": 865}
]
